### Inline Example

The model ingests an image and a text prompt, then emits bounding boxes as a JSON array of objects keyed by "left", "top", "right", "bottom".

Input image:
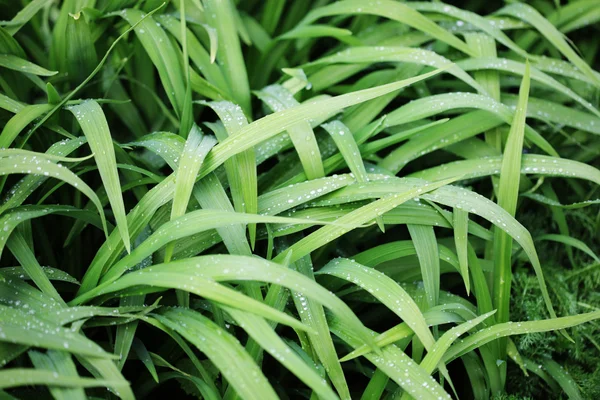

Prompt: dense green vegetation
[{"left": 1, "top": 0, "right": 599, "bottom": 398}]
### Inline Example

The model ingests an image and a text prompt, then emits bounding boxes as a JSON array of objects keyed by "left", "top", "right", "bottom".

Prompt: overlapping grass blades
[{"left": 1, "top": 0, "right": 600, "bottom": 399}]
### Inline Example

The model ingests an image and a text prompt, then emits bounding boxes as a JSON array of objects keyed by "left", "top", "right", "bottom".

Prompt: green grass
[{"left": 1, "top": 0, "right": 599, "bottom": 399}]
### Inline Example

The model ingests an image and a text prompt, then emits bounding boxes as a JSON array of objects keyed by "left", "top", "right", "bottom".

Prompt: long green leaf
[
  {"left": 493, "top": 62, "right": 530, "bottom": 333},
  {"left": 155, "top": 309, "right": 277, "bottom": 400},
  {"left": 68, "top": 100, "right": 130, "bottom": 252}
]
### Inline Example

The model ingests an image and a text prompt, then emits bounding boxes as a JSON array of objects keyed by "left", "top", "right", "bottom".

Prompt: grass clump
[{"left": 0, "top": 0, "right": 599, "bottom": 399}]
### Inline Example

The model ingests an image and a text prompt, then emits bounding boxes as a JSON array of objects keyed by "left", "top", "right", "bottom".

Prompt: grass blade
[
  {"left": 155, "top": 308, "right": 278, "bottom": 400},
  {"left": 121, "top": 8, "right": 185, "bottom": 116},
  {"left": 0, "top": 54, "right": 57, "bottom": 76},
  {"left": 0, "top": 152, "right": 108, "bottom": 236},
  {"left": 68, "top": 100, "right": 130, "bottom": 252},
  {"left": 407, "top": 225, "right": 440, "bottom": 308},
  {"left": 204, "top": 0, "right": 252, "bottom": 115},
  {"left": 300, "top": 0, "right": 475, "bottom": 56},
  {"left": 7, "top": 232, "right": 64, "bottom": 305},
  {"left": 497, "top": 3, "right": 600, "bottom": 87},
  {"left": 203, "top": 101, "right": 257, "bottom": 247},
  {"left": 165, "top": 124, "right": 216, "bottom": 262},
  {"left": 493, "top": 62, "right": 531, "bottom": 335},
  {"left": 453, "top": 208, "right": 470, "bottom": 294},
  {"left": 255, "top": 85, "right": 325, "bottom": 179},
  {"left": 28, "top": 350, "right": 86, "bottom": 400},
  {"left": 225, "top": 307, "right": 338, "bottom": 400}
]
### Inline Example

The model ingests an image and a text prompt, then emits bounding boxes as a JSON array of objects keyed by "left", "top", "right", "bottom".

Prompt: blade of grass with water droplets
[
  {"left": 126, "top": 132, "right": 185, "bottom": 169},
  {"left": 204, "top": 101, "right": 258, "bottom": 247},
  {"left": 288, "top": 254, "right": 351, "bottom": 400},
  {"left": 68, "top": 100, "right": 130, "bottom": 252},
  {"left": 0, "top": 153, "right": 107, "bottom": 235},
  {"left": 443, "top": 310, "right": 600, "bottom": 364},
  {"left": 541, "top": 358, "right": 584, "bottom": 400},
  {"left": 530, "top": 54, "right": 600, "bottom": 84},
  {"left": 167, "top": 254, "right": 376, "bottom": 361},
  {"left": 1, "top": 267, "right": 79, "bottom": 285},
  {"left": 407, "top": 225, "right": 439, "bottom": 308},
  {"left": 522, "top": 192, "right": 600, "bottom": 209},
  {"left": 6, "top": 232, "right": 64, "bottom": 305},
  {"left": 502, "top": 94, "right": 600, "bottom": 136},
  {"left": 84, "top": 270, "right": 309, "bottom": 332},
  {"left": 308, "top": 63, "right": 366, "bottom": 92},
  {"left": 192, "top": 173, "right": 251, "bottom": 256},
  {"left": 156, "top": 15, "right": 228, "bottom": 97},
  {"left": 76, "top": 175, "right": 176, "bottom": 295},
  {"left": 259, "top": 202, "right": 491, "bottom": 244},
  {"left": 197, "top": 68, "right": 446, "bottom": 180},
  {"left": 408, "top": 2, "right": 531, "bottom": 59},
  {"left": 0, "top": 54, "right": 57, "bottom": 76},
  {"left": 0, "top": 305, "right": 115, "bottom": 359},
  {"left": 380, "top": 111, "right": 504, "bottom": 174},
  {"left": 165, "top": 125, "right": 216, "bottom": 262},
  {"left": 204, "top": 0, "right": 251, "bottom": 115},
  {"left": 493, "top": 62, "right": 530, "bottom": 336},
  {"left": 420, "top": 311, "right": 496, "bottom": 374},
  {"left": 28, "top": 350, "right": 86, "bottom": 400},
  {"left": 0, "top": 368, "right": 124, "bottom": 390},
  {"left": 497, "top": 2, "right": 600, "bottom": 87},
  {"left": 311, "top": 177, "right": 560, "bottom": 325},
  {"left": 74, "top": 210, "right": 351, "bottom": 301},
  {"left": 0, "top": 103, "right": 53, "bottom": 149},
  {"left": 382, "top": 92, "right": 556, "bottom": 157},
  {"left": 85, "top": 253, "right": 374, "bottom": 355},
  {"left": 0, "top": 273, "right": 63, "bottom": 314},
  {"left": 327, "top": 312, "right": 452, "bottom": 400},
  {"left": 300, "top": 0, "right": 474, "bottom": 56},
  {"left": 412, "top": 155, "right": 600, "bottom": 185},
  {"left": 1, "top": 0, "right": 49, "bottom": 35},
  {"left": 305, "top": 46, "right": 485, "bottom": 94},
  {"left": 321, "top": 121, "right": 367, "bottom": 183},
  {"left": 255, "top": 85, "right": 325, "bottom": 179},
  {"left": 225, "top": 307, "right": 338, "bottom": 400},
  {"left": 317, "top": 257, "right": 436, "bottom": 349},
  {"left": 121, "top": 8, "right": 185, "bottom": 116},
  {"left": 155, "top": 308, "right": 277, "bottom": 400},
  {"left": 456, "top": 57, "right": 600, "bottom": 118},
  {"left": 453, "top": 208, "right": 470, "bottom": 294},
  {"left": 274, "top": 177, "right": 456, "bottom": 264},
  {"left": 322, "top": 120, "right": 383, "bottom": 230},
  {"left": 0, "top": 92, "right": 23, "bottom": 113}
]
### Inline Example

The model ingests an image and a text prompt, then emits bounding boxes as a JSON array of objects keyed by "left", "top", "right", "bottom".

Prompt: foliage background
[{"left": 0, "top": 0, "right": 599, "bottom": 399}]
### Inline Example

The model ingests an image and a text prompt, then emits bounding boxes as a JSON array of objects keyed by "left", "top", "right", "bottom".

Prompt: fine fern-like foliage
[
  {"left": 1, "top": 0, "right": 599, "bottom": 399},
  {"left": 508, "top": 199, "right": 600, "bottom": 399}
]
